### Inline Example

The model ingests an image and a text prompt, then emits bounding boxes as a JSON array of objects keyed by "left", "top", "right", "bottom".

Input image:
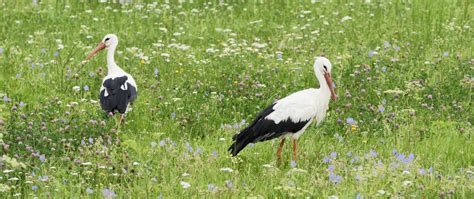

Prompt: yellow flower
[
  {"left": 140, "top": 59, "right": 145, "bottom": 64},
  {"left": 351, "top": 124, "right": 358, "bottom": 132}
]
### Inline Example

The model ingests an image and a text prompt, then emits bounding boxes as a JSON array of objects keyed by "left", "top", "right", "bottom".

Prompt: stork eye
[
  {"left": 105, "top": 38, "right": 110, "bottom": 41},
  {"left": 323, "top": 65, "right": 328, "bottom": 71}
]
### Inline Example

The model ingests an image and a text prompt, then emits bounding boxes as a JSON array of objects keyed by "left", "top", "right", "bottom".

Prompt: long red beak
[
  {"left": 324, "top": 72, "right": 337, "bottom": 101},
  {"left": 86, "top": 42, "right": 106, "bottom": 60}
]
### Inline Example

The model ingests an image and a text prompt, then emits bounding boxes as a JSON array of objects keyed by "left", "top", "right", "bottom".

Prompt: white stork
[
  {"left": 228, "top": 57, "right": 337, "bottom": 162},
  {"left": 86, "top": 34, "right": 137, "bottom": 123}
]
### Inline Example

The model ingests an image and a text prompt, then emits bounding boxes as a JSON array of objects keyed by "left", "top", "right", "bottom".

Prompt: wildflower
[
  {"left": 392, "top": 149, "right": 398, "bottom": 155},
  {"left": 384, "top": 41, "right": 391, "bottom": 47},
  {"left": 102, "top": 188, "right": 116, "bottom": 198},
  {"left": 428, "top": 166, "right": 433, "bottom": 173},
  {"left": 220, "top": 168, "right": 234, "bottom": 172},
  {"left": 329, "top": 173, "right": 342, "bottom": 184},
  {"left": 351, "top": 124, "right": 358, "bottom": 131},
  {"left": 54, "top": 51, "right": 59, "bottom": 57},
  {"left": 207, "top": 183, "right": 215, "bottom": 191},
  {"left": 356, "top": 193, "right": 363, "bottom": 199},
  {"left": 185, "top": 142, "right": 193, "bottom": 153},
  {"left": 211, "top": 150, "right": 218, "bottom": 157},
  {"left": 72, "top": 86, "right": 80, "bottom": 92},
  {"left": 39, "top": 154, "right": 45, "bottom": 162},
  {"left": 86, "top": 187, "right": 93, "bottom": 194},
  {"left": 41, "top": 48, "right": 47, "bottom": 53},
  {"left": 154, "top": 68, "right": 159, "bottom": 77},
  {"left": 225, "top": 180, "right": 233, "bottom": 189},
  {"left": 394, "top": 46, "right": 400, "bottom": 51},
  {"left": 159, "top": 140, "right": 166, "bottom": 147},
  {"left": 19, "top": 101, "right": 25, "bottom": 107},
  {"left": 323, "top": 157, "right": 330, "bottom": 163},
  {"left": 378, "top": 106, "right": 385, "bottom": 113},
  {"left": 180, "top": 181, "right": 191, "bottom": 189},
  {"left": 328, "top": 165, "right": 335, "bottom": 172},
  {"left": 276, "top": 52, "right": 283, "bottom": 60},
  {"left": 330, "top": 151, "right": 337, "bottom": 158},
  {"left": 88, "top": 137, "right": 94, "bottom": 144},
  {"left": 290, "top": 160, "right": 297, "bottom": 168},
  {"left": 346, "top": 118, "right": 356, "bottom": 125},
  {"left": 368, "top": 50, "right": 375, "bottom": 58},
  {"left": 16, "top": 74, "right": 21, "bottom": 78},
  {"left": 381, "top": 66, "right": 387, "bottom": 72},
  {"left": 3, "top": 95, "right": 11, "bottom": 102},
  {"left": 443, "top": 52, "right": 449, "bottom": 57},
  {"left": 32, "top": 185, "right": 38, "bottom": 191},
  {"left": 419, "top": 168, "right": 426, "bottom": 175},
  {"left": 0, "top": 47, "right": 3, "bottom": 54},
  {"left": 157, "top": 193, "right": 163, "bottom": 199},
  {"left": 370, "top": 149, "right": 378, "bottom": 157},
  {"left": 340, "top": 16, "right": 352, "bottom": 22},
  {"left": 83, "top": 85, "right": 90, "bottom": 91},
  {"left": 347, "top": 151, "right": 352, "bottom": 157},
  {"left": 150, "top": 141, "right": 157, "bottom": 148},
  {"left": 171, "top": 112, "right": 176, "bottom": 119}
]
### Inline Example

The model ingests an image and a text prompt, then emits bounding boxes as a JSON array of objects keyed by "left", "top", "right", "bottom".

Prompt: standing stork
[
  {"left": 86, "top": 34, "right": 137, "bottom": 123},
  {"left": 228, "top": 57, "right": 337, "bottom": 162}
]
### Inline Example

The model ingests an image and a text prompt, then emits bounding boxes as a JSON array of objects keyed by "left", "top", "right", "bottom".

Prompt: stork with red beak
[
  {"left": 228, "top": 57, "right": 337, "bottom": 163},
  {"left": 86, "top": 34, "right": 137, "bottom": 123}
]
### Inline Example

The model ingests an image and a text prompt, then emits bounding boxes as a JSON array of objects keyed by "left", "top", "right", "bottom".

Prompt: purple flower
[
  {"left": 346, "top": 118, "right": 356, "bottom": 125},
  {"left": 370, "top": 149, "right": 378, "bottom": 157},
  {"left": 277, "top": 52, "right": 283, "bottom": 60},
  {"left": 31, "top": 63, "right": 36, "bottom": 68},
  {"left": 323, "top": 157, "right": 330, "bottom": 163},
  {"left": 381, "top": 66, "right": 387, "bottom": 72},
  {"left": 394, "top": 46, "right": 400, "bottom": 51},
  {"left": 32, "top": 185, "right": 38, "bottom": 191},
  {"left": 39, "top": 154, "right": 45, "bottom": 162},
  {"left": 368, "top": 50, "right": 375, "bottom": 58},
  {"left": 419, "top": 168, "right": 426, "bottom": 175},
  {"left": 408, "top": 153, "right": 414, "bottom": 160},
  {"left": 185, "top": 142, "right": 193, "bottom": 153},
  {"left": 392, "top": 149, "right": 398, "bottom": 155},
  {"left": 428, "top": 166, "right": 433, "bottom": 173},
  {"left": 86, "top": 187, "right": 93, "bottom": 194},
  {"left": 159, "top": 140, "right": 166, "bottom": 147},
  {"left": 378, "top": 106, "right": 385, "bottom": 113},
  {"left": 443, "top": 52, "right": 449, "bottom": 57},
  {"left": 81, "top": 139, "right": 86, "bottom": 145},
  {"left": 211, "top": 150, "right": 218, "bottom": 157},
  {"left": 329, "top": 173, "right": 342, "bottom": 184},
  {"left": 328, "top": 165, "right": 334, "bottom": 172},
  {"left": 83, "top": 85, "right": 89, "bottom": 91},
  {"left": 102, "top": 188, "right": 116, "bottom": 198},
  {"left": 171, "top": 112, "right": 176, "bottom": 119},
  {"left": 154, "top": 68, "right": 159, "bottom": 77},
  {"left": 290, "top": 160, "right": 297, "bottom": 168},
  {"left": 347, "top": 151, "right": 352, "bottom": 157},
  {"left": 3, "top": 95, "right": 11, "bottom": 102},
  {"left": 53, "top": 51, "right": 59, "bottom": 57},
  {"left": 19, "top": 101, "right": 25, "bottom": 107},
  {"left": 330, "top": 151, "right": 337, "bottom": 158},
  {"left": 88, "top": 137, "right": 94, "bottom": 144}
]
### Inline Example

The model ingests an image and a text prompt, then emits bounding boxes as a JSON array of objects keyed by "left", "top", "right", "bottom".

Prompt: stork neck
[
  {"left": 315, "top": 69, "right": 331, "bottom": 99},
  {"left": 106, "top": 45, "right": 122, "bottom": 75}
]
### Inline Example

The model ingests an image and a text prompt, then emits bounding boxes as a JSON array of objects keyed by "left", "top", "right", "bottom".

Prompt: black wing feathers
[
  {"left": 228, "top": 103, "right": 310, "bottom": 156},
  {"left": 100, "top": 76, "right": 136, "bottom": 114}
]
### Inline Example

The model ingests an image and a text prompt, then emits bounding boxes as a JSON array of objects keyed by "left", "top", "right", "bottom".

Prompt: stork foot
[
  {"left": 108, "top": 112, "right": 114, "bottom": 117},
  {"left": 119, "top": 114, "right": 125, "bottom": 124}
]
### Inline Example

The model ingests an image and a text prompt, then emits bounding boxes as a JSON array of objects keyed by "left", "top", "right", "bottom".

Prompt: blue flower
[
  {"left": 347, "top": 151, "right": 352, "bottom": 157},
  {"left": 159, "top": 140, "right": 166, "bottom": 147},
  {"left": 368, "top": 50, "right": 375, "bottom": 58},
  {"left": 0, "top": 47, "right": 3, "bottom": 54},
  {"left": 3, "top": 95, "right": 11, "bottom": 102},
  {"left": 346, "top": 118, "right": 356, "bottom": 125},
  {"left": 53, "top": 51, "right": 59, "bottom": 57},
  {"left": 32, "top": 185, "right": 38, "bottom": 191},
  {"left": 211, "top": 150, "right": 218, "bottom": 157},
  {"left": 19, "top": 101, "right": 25, "bottom": 107},
  {"left": 329, "top": 173, "right": 342, "bottom": 184},
  {"left": 381, "top": 66, "right": 387, "bottom": 72},
  {"left": 290, "top": 160, "right": 297, "bottom": 168},
  {"left": 443, "top": 52, "right": 449, "bottom": 57},
  {"left": 392, "top": 149, "right": 398, "bottom": 155},
  {"left": 102, "top": 188, "right": 116, "bottom": 198},
  {"left": 328, "top": 165, "right": 334, "bottom": 172},
  {"left": 39, "top": 154, "right": 45, "bottom": 162},
  {"left": 370, "top": 149, "right": 378, "bottom": 157},
  {"left": 419, "top": 168, "right": 426, "bottom": 175},
  {"left": 323, "top": 156, "right": 330, "bottom": 163},
  {"left": 276, "top": 52, "right": 283, "bottom": 60},
  {"left": 83, "top": 85, "right": 90, "bottom": 91},
  {"left": 185, "top": 142, "right": 193, "bottom": 153},
  {"left": 171, "top": 112, "right": 176, "bottom": 119},
  {"left": 207, "top": 183, "right": 215, "bottom": 191},
  {"left": 154, "top": 68, "right": 159, "bottom": 77},
  {"left": 225, "top": 180, "right": 233, "bottom": 189},
  {"left": 378, "top": 106, "right": 385, "bottom": 113},
  {"left": 330, "top": 151, "right": 337, "bottom": 158},
  {"left": 428, "top": 166, "right": 433, "bottom": 173},
  {"left": 88, "top": 137, "right": 94, "bottom": 144}
]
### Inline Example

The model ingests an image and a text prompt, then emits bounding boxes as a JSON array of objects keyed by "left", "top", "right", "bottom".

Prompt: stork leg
[
  {"left": 276, "top": 138, "right": 286, "bottom": 161},
  {"left": 119, "top": 114, "right": 125, "bottom": 124},
  {"left": 292, "top": 139, "right": 297, "bottom": 162}
]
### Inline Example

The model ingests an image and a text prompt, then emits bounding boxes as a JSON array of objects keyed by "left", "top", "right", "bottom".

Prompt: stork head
[
  {"left": 314, "top": 57, "right": 337, "bottom": 101},
  {"left": 86, "top": 34, "right": 118, "bottom": 60}
]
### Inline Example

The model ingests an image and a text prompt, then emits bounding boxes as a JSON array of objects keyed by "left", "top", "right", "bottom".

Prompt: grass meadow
[{"left": 0, "top": 0, "right": 473, "bottom": 198}]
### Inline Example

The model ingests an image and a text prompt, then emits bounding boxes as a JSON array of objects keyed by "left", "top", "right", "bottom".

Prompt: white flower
[
  {"left": 220, "top": 168, "right": 234, "bottom": 173},
  {"left": 72, "top": 86, "right": 80, "bottom": 92},
  {"left": 402, "top": 180, "right": 413, "bottom": 187},
  {"left": 340, "top": 16, "right": 352, "bottom": 22},
  {"left": 180, "top": 181, "right": 191, "bottom": 189}
]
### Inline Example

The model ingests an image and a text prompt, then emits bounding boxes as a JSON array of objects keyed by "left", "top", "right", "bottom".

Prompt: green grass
[{"left": 0, "top": 0, "right": 473, "bottom": 198}]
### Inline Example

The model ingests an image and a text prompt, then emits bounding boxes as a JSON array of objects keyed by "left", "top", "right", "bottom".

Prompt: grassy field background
[{"left": 0, "top": 0, "right": 473, "bottom": 198}]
